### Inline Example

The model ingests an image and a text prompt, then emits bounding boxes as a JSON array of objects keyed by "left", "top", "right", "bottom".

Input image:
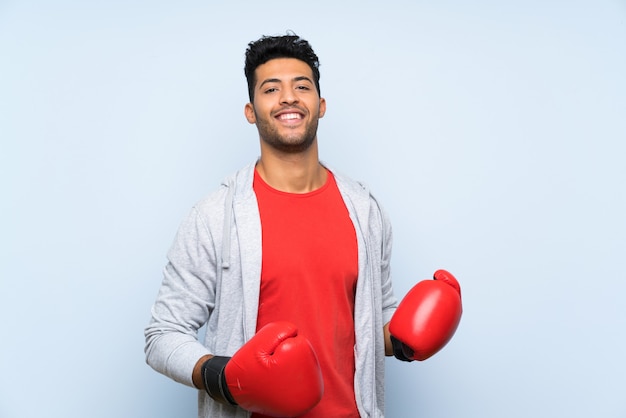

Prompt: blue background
[{"left": 1, "top": 1, "right": 625, "bottom": 417}]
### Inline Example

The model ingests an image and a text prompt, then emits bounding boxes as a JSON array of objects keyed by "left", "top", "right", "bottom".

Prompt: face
[{"left": 245, "top": 58, "right": 326, "bottom": 154}]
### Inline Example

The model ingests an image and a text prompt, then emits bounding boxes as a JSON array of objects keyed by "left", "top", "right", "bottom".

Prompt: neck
[{"left": 256, "top": 142, "right": 327, "bottom": 193}]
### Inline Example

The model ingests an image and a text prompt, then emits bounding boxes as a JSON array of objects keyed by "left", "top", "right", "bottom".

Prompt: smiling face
[{"left": 245, "top": 58, "right": 326, "bottom": 154}]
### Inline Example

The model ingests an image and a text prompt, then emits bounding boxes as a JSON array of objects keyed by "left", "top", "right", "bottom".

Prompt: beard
[{"left": 253, "top": 107, "right": 320, "bottom": 154}]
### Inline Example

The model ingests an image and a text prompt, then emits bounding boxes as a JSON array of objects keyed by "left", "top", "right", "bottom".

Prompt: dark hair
[{"left": 244, "top": 33, "right": 321, "bottom": 102}]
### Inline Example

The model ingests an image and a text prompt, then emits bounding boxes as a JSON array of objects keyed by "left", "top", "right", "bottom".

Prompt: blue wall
[{"left": 2, "top": 1, "right": 625, "bottom": 417}]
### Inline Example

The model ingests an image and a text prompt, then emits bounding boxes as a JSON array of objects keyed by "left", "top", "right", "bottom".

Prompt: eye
[
  {"left": 296, "top": 85, "right": 311, "bottom": 91},
  {"left": 264, "top": 87, "right": 278, "bottom": 94}
]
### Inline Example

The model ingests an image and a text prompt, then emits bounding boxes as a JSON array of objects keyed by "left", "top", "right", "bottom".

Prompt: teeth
[{"left": 279, "top": 113, "right": 302, "bottom": 120}]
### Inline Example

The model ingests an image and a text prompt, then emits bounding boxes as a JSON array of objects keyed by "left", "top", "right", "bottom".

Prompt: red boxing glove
[
  {"left": 389, "top": 269, "right": 463, "bottom": 361},
  {"left": 201, "top": 321, "right": 323, "bottom": 417}
]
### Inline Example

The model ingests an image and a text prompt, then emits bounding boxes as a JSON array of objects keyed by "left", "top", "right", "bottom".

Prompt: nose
[{"left": 279, "top": 88, "right": 298, "bottom": 105}]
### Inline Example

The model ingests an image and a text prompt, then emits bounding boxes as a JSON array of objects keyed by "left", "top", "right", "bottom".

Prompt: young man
[{"left": 144, "top": 34, "right": 462, "bottom": 418}]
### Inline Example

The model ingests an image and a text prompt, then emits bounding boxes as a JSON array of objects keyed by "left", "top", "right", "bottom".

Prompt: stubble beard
[{"left": 255, "top": 109, "right": 320, "bottom": 154}]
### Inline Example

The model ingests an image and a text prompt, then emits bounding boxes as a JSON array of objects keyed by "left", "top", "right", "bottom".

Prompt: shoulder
[
  {"left": 190, "top": 162, "right": 257, "bottom": 225},
  {"left": 327, "top": 164, "right": 384, "bottom": 213},
  {"left": 326, "top": 164, "right": 368, "bottom": 198},
  {"left": 326, "top": 164, "right": 390, "bottom": 233}
]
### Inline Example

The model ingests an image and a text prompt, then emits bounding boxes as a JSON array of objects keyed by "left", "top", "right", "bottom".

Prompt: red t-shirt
[{"left": 252, "top": 168, "right": 359, "bottom": 418}]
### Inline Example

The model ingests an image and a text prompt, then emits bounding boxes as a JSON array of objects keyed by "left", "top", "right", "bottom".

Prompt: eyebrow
[{"left": 258, "top": 76, "right": 314, "bottom": 89}]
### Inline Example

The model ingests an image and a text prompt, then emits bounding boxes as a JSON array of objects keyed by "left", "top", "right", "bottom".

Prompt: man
[{"left": 145, "top": 33, "right": 462, "bottom": 418}]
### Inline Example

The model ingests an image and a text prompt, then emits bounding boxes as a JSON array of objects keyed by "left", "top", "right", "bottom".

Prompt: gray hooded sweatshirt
[{"left": 145, "top": 162, "right": 398, "bottom": 417}]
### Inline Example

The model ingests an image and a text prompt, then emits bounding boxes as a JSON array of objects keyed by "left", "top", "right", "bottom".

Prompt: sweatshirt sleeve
[
  {"left": 376, "top": 198, "right": 398, "bottom": 325},
  {"left": 144, "top": 206, "right": 217, "bottom": 387}
]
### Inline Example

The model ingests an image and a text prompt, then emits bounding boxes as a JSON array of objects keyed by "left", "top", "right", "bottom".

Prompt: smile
[{"left": 277, "top": 112, "right": 303, "bottom": 121}]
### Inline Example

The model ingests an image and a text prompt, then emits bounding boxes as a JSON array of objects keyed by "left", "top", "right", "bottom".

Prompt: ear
[
  {"left": 318, "top": 97, "right": 327, "bottom": 118},
  {"left": 244, "top": 103, "right": 256, "bottom": 124}
]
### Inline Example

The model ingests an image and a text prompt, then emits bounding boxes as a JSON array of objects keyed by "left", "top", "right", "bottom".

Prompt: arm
[
  {"left": 375, "top": 197, "right": 397, "bottom": 357},
  {"left": 144, "top": 206, "right": 217, "bottom": 387}
]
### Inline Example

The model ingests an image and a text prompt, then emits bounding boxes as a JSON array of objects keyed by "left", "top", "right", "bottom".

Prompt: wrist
[
  {"left": 390, "top": 335, "right": 414, "bottom": 362},
  {"left": 192, "top": 354, "right": 213, "bottom": 390},
  {"left": 201, "top": 356, "right": 237, "bottom": 406}
]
